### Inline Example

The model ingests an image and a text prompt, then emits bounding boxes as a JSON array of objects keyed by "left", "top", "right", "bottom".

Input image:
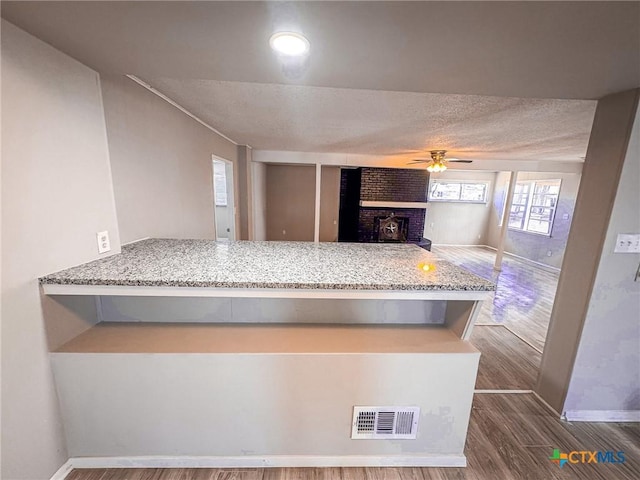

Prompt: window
[
  {"left": 213, "top": 160, "right": 228, "bottom": 206},
  {"left": 428, "top": 180, "right": 489, "bottom": 203},
  {"left": 508, "top": 179, "right": 561, "bottom": 235},
  {"left": 508, "top": 182, "right": 530, "bottom": 230}
]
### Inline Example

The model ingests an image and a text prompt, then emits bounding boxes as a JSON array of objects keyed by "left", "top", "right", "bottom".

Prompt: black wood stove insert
[{"left": 373, "top": 213, "right": 409, "bottom": 243}]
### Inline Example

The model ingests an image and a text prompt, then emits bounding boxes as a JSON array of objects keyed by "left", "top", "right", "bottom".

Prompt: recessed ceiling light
[{"left": 269, "top": 32, "right": 310, "bottom": 56}]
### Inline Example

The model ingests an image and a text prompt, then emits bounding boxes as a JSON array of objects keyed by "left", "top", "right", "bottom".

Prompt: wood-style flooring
[
  {"left": 431, "top": 246, "right": 560, "bottom": 353},
  {"left": 432, "top": 246, "right": 555, "bottom": 391},
  {"left": 65, "top": 394, "right": 640, "bottom": 480},
  {"left": 471, "top": 325, "right": 541, "bottom": 391}
]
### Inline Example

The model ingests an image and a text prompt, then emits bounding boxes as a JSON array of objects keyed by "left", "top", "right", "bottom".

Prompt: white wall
[
  {"left": 423, "top": 171, "right": 496, "bottom": 245},
  {"left": 100, "top": 75, "right": 238, "bottom": 244},
  {"left": 563, "top": 101, "right": 640, "bottom": 419},
  {"left": 1, "top": 21, "right": 121, "bottom": 479}
]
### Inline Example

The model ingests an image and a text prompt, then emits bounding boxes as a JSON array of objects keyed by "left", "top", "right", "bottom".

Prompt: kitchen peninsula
[{"left": 41, "top": 239, "right": 494, "bottom": 468}]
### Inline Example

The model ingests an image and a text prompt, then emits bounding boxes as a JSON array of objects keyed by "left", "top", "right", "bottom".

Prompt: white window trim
[
  {"left": 428, "top": 180, "right": 490, "bottom": 204},
  {"left": 508, "top": 179, "right": 561, "bottom": 237}
]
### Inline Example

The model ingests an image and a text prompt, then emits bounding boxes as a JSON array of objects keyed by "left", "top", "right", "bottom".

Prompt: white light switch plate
[
  {"left": 614, "top": 233, "right": 640, "bottom": 253},
  {"left": 97, "top": 230, "right": 111, "bottom": 254}
]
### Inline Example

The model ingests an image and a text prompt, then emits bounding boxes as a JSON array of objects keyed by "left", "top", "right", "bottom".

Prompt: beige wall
[
  {"left": 319, "top": 167, "right": 341, "bottom": 242},
  {"left": 264, "top": 165, "right": 341, "bottom": 242},
  {"left": 266, "top": 165, "right": 316, "bottom": 241},
  {"left": 236, "top": 146, "right": 253, "bottom": 240},
  {"left": 537, "top": 89, "right": 640, "bottom": 413},
  {"left": 53, "top": 352, "right": 478, "bottom": 460},
  {"left": 423, "top": 171, "right": 496, "bottom": 245},
  {"left": 101, "top": 75, "right": 238, "bottom": 244},
  {"left": 1, "top": 21, "right": 121, "bottom": 479},
  {"left": 563, "top": 99, "right": 640, "bottom": 417},
  {"left": 252, "top": 162, "right": 268, "bottom": 241}
]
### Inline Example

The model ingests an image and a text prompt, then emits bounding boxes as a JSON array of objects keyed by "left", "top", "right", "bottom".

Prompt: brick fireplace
[{"left": 338, "top": 167, "right": 429, "bottom": 244}]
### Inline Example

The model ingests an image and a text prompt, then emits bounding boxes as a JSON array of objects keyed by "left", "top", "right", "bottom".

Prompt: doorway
[
  {"left": 428, "top": 170, "right": 580, "bottom": 391},
  {"left": 213, "top": 157, "right": 236, "bottom": 240}
]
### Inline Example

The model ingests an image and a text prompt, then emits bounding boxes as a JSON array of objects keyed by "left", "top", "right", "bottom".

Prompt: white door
[{"left": 213, "top": 158, "right": 236, "bottom": 240}]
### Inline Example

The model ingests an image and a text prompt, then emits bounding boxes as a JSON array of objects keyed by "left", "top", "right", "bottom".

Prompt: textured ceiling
[
  {"left": 2, "top": 1, "right": 635, "bottom": 161},
  {"left": 146, "top": 78, "right": 596, "bottom": 161},
  {"left": 2, "top": 1, "right": 638, "bottom": 99}
]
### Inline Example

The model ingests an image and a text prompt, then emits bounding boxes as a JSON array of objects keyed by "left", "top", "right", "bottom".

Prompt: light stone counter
[{"left": 40, "top": 238, "right": 495, "bottom": 292}]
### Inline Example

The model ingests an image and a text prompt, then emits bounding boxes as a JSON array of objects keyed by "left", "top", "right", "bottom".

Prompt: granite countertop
[{"left": 40, "top": 238, "right": 496, "bottom": 291}]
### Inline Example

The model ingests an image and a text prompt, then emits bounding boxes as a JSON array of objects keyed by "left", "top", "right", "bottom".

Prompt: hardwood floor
[
  {"left": 471, "top": 325, "right": 541, "bottom": 391},
  {"left": 431, "top": 246, "right": 560, "bottom": 353},
  {"left": 432, "top": 246, "right": 557, "bottom": 391},
  {"left": 65, "top": 394, "right": 640, "bottom": 480}
]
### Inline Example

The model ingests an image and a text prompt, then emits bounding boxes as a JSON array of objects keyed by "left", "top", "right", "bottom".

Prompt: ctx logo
[{"left": 549, "top": 448, "right": 626, "bottom": 468}]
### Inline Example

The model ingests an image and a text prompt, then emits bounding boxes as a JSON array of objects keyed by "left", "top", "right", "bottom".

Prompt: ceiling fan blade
[
  {"left": 407, "top": 159, "right": 429, "bottom": 163},
  {"left": 449, "top": 159, "right": 473, "bottom": 163}
]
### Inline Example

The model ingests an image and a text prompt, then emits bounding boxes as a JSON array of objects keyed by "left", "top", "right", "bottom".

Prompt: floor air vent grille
[{"left": 351, "top": 406, "right": 420, "bottom": 439}]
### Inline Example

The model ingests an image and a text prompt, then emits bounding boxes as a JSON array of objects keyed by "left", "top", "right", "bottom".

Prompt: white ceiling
[
  {"left": 2, "top": 1, "right": 638, "bottom": 162},
  {"left": 147, "top": 77, "right": 596, "bottom": 161}
]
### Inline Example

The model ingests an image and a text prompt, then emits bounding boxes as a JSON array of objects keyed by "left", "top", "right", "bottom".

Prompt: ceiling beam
[{"left": 252, "top": 150, "right": 583, "bottom": 174}]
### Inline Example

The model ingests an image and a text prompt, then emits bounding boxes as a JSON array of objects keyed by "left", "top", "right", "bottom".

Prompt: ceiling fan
[{"left": 408, "top": 150, "right": 473, "bottom": 172}]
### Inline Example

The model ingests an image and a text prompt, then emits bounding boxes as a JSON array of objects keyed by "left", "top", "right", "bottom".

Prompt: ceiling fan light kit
[
  {"left": 427, "top": 162, "right": 447, "bottom": 173},
  {"left": 427, "top": 150, "right": 448, "bottom": 173},
  {"left": 409, "top": 150, "right": 474, "bottom": 172}
]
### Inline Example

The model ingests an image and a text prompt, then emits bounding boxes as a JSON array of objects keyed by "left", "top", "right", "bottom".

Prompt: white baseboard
[
  {"left": 431, "top": 244, "right": 489, "bottom": 248},
  {"left": 563, "top": 410, "right": 640, "bottom": 422},
  {"left": 50, "top": 460, "right": 73, "bottom": 480},
  {"left": 482, "top": 246, "right": 561, "bottom": 273},
  {"left": 432, "top": 244, "right": 561, "bottom": 273},
  {"left": 67, "top": 454, "right": 466, "bottom": 469}
]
